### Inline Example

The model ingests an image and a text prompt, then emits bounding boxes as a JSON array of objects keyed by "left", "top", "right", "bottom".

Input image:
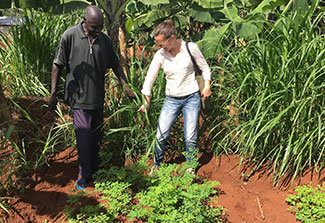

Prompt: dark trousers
[{"left": 72, "top": 109, "right": 103, "bottom": 179}]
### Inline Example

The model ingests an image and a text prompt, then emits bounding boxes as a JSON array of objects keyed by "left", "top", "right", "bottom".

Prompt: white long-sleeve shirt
[{"left": 141, "top": 40, "right": 211, "bottom": 97}]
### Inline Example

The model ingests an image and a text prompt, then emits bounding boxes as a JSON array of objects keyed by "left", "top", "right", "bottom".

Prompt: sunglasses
[{"left": 154, "top": 36, "right": 172, "bottom": 48}]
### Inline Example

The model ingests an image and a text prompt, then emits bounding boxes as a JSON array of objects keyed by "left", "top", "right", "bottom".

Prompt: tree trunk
[
  {"left": 118, "top": 22, "right": 128, "bottom": 74},
  {"left": 103, "top": 0, "right": 129, "bottom": 74}
]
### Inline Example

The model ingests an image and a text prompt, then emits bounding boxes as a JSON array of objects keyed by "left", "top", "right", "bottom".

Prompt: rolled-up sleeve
[
  {"left": 141, "top": 51, "right": 163, "bottom": 96},
  {"left": 189, "top": 42, "right": 211, "bottom": 81}
]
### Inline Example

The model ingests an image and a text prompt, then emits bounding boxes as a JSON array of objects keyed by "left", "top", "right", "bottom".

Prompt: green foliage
[
  {"left": 17, "top": 0, "right": 60, "bottom": 9},
  {"left": 95, "top": 0, "right": 132, "bottom": 54},
  {"left": 96, "top": 180, "right": 132, "bottom": 217},
  {"left": 286, "top": 183, "right": 325, "bottom": 223},
  {"left": 51, "top": 1, "right": 90, "bottom": 14},
  {"left": 0, "top": 0, "right": 91, "bottom": 12},
  {"left": 0, "top": 0, "right": 11, "bottom": 9},
  {"left": 64, "top": 191, "right": 111, "bottom": 222},
  {"left": 126, "top": 0, "right": 323, "bottom": 61},
  {"left": 64, "top": 156, "right": 224, "bottom": 222},
  {"left": 102, "top": 41, "right": 167, "bottom": 160},
  {"left": 127, "top": 0, "right": 225, "bottom": 37},
  {"left": 128, "top": 163, "right": 223, "bottom": 223},
  {"left": 217, "top": 4, "right": 325, "bottom": 184},
  {"left": 126, "top": 0, "right": 289, "bottom": 52},
  {"left": 0, "top": 127, "right": 19, "bottom": 193},
  {"left": 0, "top": 9, "right": 83, "bottom": 97}
]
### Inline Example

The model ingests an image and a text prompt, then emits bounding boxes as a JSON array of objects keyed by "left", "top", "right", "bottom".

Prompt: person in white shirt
[{"left": 138, "top": 20, "right": 211, "bottom": 174}]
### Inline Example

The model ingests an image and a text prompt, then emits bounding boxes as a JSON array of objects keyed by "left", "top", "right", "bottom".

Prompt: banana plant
[
  {"left": 96, "top": 0, "right": 131, "bottom": 46},
  {"left": 95, "top": 0, "right": 133, "bottom": 71},
  {"left": 127, "top": 0, "right": 312, "bottom": 59},
  {"left": 0, "top": 0, "right": 91, "bottom": 13}
]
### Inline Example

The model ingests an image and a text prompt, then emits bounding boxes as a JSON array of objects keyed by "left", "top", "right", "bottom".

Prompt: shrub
[{"left": 286, "top": 183, "right": 325, "bottom": 223}]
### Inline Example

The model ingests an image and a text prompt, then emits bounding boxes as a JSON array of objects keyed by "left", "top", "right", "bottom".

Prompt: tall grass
[
  {"left": 0, "top": 9, "right": 83, "bottom": 97},
  {"left": 103, "top": 33, "right": 230, "bottom": 163},
  {"left": 218, "top": 6, "right": 325, "bottom": 184},
  {"left": 0, "top": 9, "right": 81, "bottom": 193},
  {"left": 0, "top": 126, "right": 19, "bottom": 193},
  {"left": 0, "top": 101, "right": 75, "bottom": 195},
  {"left": 102, "top": 41, "right": 163, "bottom": 161},
  {"left": 101, "top": 38, "right": 200, "bottom": 162}
]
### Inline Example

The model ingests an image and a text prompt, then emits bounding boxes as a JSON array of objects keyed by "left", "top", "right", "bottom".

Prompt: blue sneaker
[{"left": 76, "top": 178, "right": 87, "bottom": 190}]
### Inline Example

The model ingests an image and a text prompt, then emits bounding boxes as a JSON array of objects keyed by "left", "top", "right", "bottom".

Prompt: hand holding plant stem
[{"left": 137, "top": 95, "right": 150, "bottom": 113}]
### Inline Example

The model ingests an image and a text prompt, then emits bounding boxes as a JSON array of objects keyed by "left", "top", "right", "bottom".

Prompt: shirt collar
[
  {"left": 78, "top": 22, "right": 88, "bottom": 39},
  {"left": 78, "top": 21, "right": 103, "bottom": 40}
]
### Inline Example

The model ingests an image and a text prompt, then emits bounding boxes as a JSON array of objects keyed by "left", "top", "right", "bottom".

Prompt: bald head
[
  {"left": 83, "top": 6, "right": 104, "bottom": 38},
  {"left": 85, "top": 6, "right": 103, "bottom": 23}
]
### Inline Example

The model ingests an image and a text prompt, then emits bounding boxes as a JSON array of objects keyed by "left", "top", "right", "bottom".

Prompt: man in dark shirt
[{"left": 48, "top": 5, "right": 135, "bottom": 189}]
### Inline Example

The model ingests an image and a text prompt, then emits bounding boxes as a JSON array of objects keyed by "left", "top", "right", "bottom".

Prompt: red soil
[
  {"left": 1, "top": 147, "right": 323, "bottom": 223},
  {"left": 1, "top": 97, "right": 323, "bottom": 222}
]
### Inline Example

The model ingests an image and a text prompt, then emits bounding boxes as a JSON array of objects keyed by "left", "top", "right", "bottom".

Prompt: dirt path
[
  {"left": 2, "top": 147, "right": 323, "bottom": 223},
  {"left": 198, "top": 153, "right": 304, "bottom": 223}
]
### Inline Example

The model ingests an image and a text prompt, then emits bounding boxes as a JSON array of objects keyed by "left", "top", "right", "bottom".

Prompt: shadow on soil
[
  {"left": 32, "top": 150, "right": 78, "bottom": 188},
  {"left": 14, "top": 189, "right": 100, "bottom": 222}
]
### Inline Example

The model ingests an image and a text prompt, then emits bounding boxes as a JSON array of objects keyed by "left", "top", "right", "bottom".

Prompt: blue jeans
[{"left": 154, "top": 91, "right": 201, "bottom": 166}]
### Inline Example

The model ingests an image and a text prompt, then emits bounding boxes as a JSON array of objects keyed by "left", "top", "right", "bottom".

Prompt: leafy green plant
[
  {"left": 286, "top": 183, "right": 325, "bottom": 223},
  {"left": 64, "top": 191, "right": 108, "bottom": 222},
  {"left": 128, "top": 160, "right": 223, "bottom": 223},
  {"left": 64, "top": 155, "right": 225, "bottom": 222},
  {"left": 126, "top": 0, "right": 296, "bottom": 59},
  {"left": 96, "top": 181, "right": 132, "bottom": 217}
]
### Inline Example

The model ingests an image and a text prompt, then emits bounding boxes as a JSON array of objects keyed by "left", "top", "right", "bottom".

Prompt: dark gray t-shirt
[{"left": 53, "top": 22, "right": 119, "bottom": 110}]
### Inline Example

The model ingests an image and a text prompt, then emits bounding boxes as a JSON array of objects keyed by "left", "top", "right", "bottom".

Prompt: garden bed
[{"left": 2, "top": 146, "right": 323, "bottom": 222}]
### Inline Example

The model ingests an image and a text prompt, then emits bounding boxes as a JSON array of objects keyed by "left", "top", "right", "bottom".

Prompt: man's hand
[
  {"left": 49, "top": 63, "right": 61, "bottom": 111},
  {"left": 48, "top": 94, "right": 58, "bottom": 111},
  {"left": 124, "top": 86, "right": 136, "bottom": 100}
]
